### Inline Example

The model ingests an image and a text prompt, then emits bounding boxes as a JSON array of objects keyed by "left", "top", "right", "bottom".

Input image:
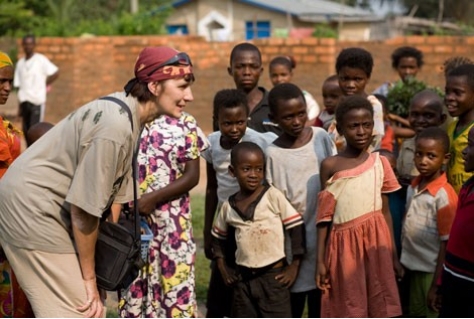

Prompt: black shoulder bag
[{"left": 94, "top": 96, "right": 144, "bottom": 291}]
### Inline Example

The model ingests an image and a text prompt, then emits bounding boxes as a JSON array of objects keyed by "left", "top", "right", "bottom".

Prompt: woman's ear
[{"left": 147, "top": 81, "right": 162, "bottom": 96}]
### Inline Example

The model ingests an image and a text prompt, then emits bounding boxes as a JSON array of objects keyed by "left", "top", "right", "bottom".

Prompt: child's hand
[
  {"left": 275, "top": 263, "right": 299, "bottom": 288},
  {"left": 315, "top": 262, "right": 331, "bottom": 293},
  {"left": 393, "top": 259, "right": 405, "bottom": 281},
  {"left": 203, "top": 230, "right": 213, "bottom": 260},
  {"left": 137, "top": 193, "right": 157, "bottom": 215},
  {"left": 217, "top": 258, "right": 239, "bottom": 287},
  {"left": 428, "top": 286, "right": 442, "bottom": 312}
]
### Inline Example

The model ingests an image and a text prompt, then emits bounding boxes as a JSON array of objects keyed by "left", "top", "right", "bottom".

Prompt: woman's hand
[
  {"left": 315, "top": 261, "right": 330, "bottom": 293},
  {"left": 76, "top": 278, "right": 104, "bottom": 318}
]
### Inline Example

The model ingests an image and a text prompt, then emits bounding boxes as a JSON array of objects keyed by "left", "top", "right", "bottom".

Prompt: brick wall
[{"left": 25, "top": 35, "right": 474, "bottom": 134}]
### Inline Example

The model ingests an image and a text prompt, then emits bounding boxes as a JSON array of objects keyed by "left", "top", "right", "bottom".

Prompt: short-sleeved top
[
  {"left": 0, "top": 92, "right": 140, "bottom": 253},
  {"left": 447, "top": 120, "right": 474, "bottom": 193},
  {"left": 368, "top": 94, "right": 385, "bottom": 139},
  {"left": 266, "top": 127, "right": 336, "bottom": 292},
  {"left": 397, "top": 137, "right": 419, "bottom": 179},
  {"left": 201, "top": 128, "right": 277, "bottom": 203},
  {"left": 14, "top": 53, "right": 58, "bottom": 105},
  {"left": 212, "top": 186, "right": 303, "bottom": 268},
  {"left": 0, "top": 117, "right": 22, "bottom": 178},
  {"left": 401, "top": 173, "right": 458, "bottom": 273},
  {"left": 248, "top": 87, "right": 282, "bottom": 135},
  {"left": 315, "top": 110, "right": 334, "bottom": 130}
]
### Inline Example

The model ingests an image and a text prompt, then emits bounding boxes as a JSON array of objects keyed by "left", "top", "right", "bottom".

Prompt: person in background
[
  {"left": 227, "top": 42, "right": 281, "bottom": 135},
  {"left": 445, "top": 64, "right": 474, "bottom": 193},
  {"left": 438, "top": 126, "right": 474, "bottom": 317},
  {"left": 373, "top": 46, "right": 424, "bottom": 96},
  {"left": 14, "top": 34, "right": 59, "bottom": 145},
  {"left": 202, "top": 88, "right": 276, "bottom": 318},
  {"left": 25, "top": 121, "right": 54, "bottom": 146},
  {"left": 400, "top": 127, "right": 457, "bottom": 317},
  {"left": 212, "top": 142, "right": 305, "bottom": 318},
  {"left": 0, "top": 51, "right": 34, "bottom": 318},
  {"left": 335, "top": 47, "right": 385, "bottom": 150},
  {"left": 314, "top": 75, "right": 341, "bottom": 130},
  {"left": 266, "top": 83, "right": 336, "bottom": 317},
  {"left": 268, "top": 56, "right": 320, "bottom": 125},
  {"left": 0, "top": 45, "right": 194, "bottom": 318},
  {"left": 316, "top": 95, "right": 402, "bottom": 317}
]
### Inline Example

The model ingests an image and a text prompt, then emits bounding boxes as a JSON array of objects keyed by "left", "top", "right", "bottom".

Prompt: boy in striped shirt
[{"left": 211, "top": 142, "right": 305, "bottom": 318}]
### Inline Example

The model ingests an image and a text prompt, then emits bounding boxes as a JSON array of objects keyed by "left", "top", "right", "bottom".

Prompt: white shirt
[{"left": 14, "top": 53, "right": 58, "bottom": 105}]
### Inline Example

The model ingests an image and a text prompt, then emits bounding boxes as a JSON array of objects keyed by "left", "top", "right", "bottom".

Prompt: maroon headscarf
[{"left": 124, "top": 46, "right": 193, "bottom": 95}]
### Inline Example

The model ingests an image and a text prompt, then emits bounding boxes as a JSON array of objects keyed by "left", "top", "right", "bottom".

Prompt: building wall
[{"left": 19, "top": 35, "right": 470, "bottom": 134}]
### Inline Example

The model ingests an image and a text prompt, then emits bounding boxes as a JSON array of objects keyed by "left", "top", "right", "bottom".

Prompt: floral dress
[{"left": 119, "top": 113, "right": 206, "bottom": 318}]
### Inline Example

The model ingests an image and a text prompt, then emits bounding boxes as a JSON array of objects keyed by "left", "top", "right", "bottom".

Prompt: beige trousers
[{"left": 1, "top": 242, "right": 105, "bottom": 318}]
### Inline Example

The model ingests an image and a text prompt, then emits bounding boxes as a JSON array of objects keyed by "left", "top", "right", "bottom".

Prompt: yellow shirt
[{"left": 447, "top": 120, "right": 474, "bottom": 193}]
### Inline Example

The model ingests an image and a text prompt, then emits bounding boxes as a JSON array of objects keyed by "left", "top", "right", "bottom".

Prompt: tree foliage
[{"left": 0, "top": 0, "right": 174, "bottom": 37}]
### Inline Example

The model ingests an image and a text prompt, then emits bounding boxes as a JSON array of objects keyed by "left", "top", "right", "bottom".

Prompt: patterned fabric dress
[
  {"left": 316, "top": 153, "right": 402, "bottom": 318},
  {"left": 119, "top": 113, "right": 206, "bottom": 318}
]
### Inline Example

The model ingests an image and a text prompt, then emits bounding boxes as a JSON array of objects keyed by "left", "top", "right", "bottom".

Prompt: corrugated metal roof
[{"left": 173, "top": 0, "right": 380, "bottom": 22}]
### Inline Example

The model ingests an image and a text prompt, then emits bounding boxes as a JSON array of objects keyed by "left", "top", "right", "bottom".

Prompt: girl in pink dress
[{"left": 316, "top": 95, "right": 403, "bottom": 317}]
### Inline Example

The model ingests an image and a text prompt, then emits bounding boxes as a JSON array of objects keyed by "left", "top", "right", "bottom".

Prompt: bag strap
[{"left": 99, "top": 96, "right": 140, "bottom": 242}]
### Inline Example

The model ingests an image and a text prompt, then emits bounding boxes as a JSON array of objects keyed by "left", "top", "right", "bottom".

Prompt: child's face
[
  {"left": 408, "top": 100, "right": 445, "bottom": 134},
  {"left": 322, "top": 80, "right": 342, "bottom": 114},
  {"left": 229, "top": 150, "right": 265, "bottom": 192},
  {"left": 462, "top": 127, "right": 474, "bottom": 172},
  {"left": 338, "top": 108, "right": 374, "bottom": 150},
  {"left": 445, "top": 75, "right": 474, "bottom": 118},
  {"left": 270, "top": 97, "right": 307, "bottom": 137},
  {"left": 414, "top": 138, "right": 449, "bottom": 178},
  {"left": 338, "top": 67, "right": 369, "bottom": 96},
  {"left": 269, "top": 64, "right": 292, "bottom": 87},
  {"left": 396, "top": 56, "right": 420, "bottom": 82},
  {"left": 228, "top": 50, "right": 263, "bottom": 92},
  {"left": 218, "top": 106, "right": 248, "bottom": 144}
]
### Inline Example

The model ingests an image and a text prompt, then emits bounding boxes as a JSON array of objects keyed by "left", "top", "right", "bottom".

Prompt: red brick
[
  {"left": 434, "top": 46, "right": 453, "bottom": 54},
  {"left": 319, "top": 38, "right": 336, "bottom": 46},
  {"left": 267, "top": 38, "right": 285, "bottom": 46},
  {"left": 314, "top": 46, "right": 336, "bottom": 54},
  {"left": 416, "top": 45, "right": 433, "bottom": 53},
  {"left": 426, "top": 36, "right": 445, "bottom": 44},
  {"left": 301, "top": 37, "right": 319, "bottom": 46},
  {"left": 318, "top": 55, "right": 335, "bottom": 64},
  {"left": 465, "top": 37, "right": 474, "bottom": 45},
  {"left": 302, "top": 55, "right": 317, "bottom": 63},
  {"left": 406, "top": 36, "right": 426, "bottom": 44},
  {"left": 292, "top": 46, "right": 309, "bottom": 54},
  {"left": 284, "top": 38, "right": 301, "bottom": 46},
  {"left": 384, "top": 37, "right": 405, "bottom": 46}
]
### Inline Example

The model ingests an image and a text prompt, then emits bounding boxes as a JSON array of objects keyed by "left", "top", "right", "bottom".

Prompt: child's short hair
[
  {"left": 335, "top": 95, "right": 374, "bottom": 125},
  {"left": 409, "top": 89, "right": 444, "bottom": 114},
  {"left": 324, "top": 74, "right": 339, "bottom": 84},
  {"left": 416, "top": 126, "right": 450, "bottom": 154},
  {"left": 269, "top": 56, "right": 295, "bottom": 70},
  {"left": 447, "top": 63, "right": 474, "bottom": 90},
  {"left": 335, "top": 47, "right": 374, "bottom": 77},
  {"left": 230, "top": 141, "right": 265, "bottom": 167},
  {"left": 443, "top": 56, "right": 473, "bottom": 77},
  {"left": 268, "top": 83, "right": 305, "bottom": 114},
  {"left": 391, "top": 46, "right": 424, "bottom": 69},
  {"left": 213, "top": 89, "right": 249, "bottom": 124},
  {"left": 229, "top": 42, "right": 262, "bottom": 65}
]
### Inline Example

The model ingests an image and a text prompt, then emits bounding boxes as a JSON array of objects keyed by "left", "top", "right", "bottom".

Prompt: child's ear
[
  {"left": 227, "top": 66, "right": 232, "bottom": 76},
  {"left": 228, "top": 165, "right": 235, "bottom": 177},
  {"left": 444, "top": 152, "right": 451, "bottom": 165}
]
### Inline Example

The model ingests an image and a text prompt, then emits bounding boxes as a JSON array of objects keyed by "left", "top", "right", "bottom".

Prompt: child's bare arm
[
  {"left": 381, "top": 194, "right": 404, "bottom": 279},
  {"left": 205, "top": 163, "right": 219, "bottom": 259},
  {"left": 213, "top": 237, "right": 239, "bottom": 286},
  {"left": 315, "top": 222, "right": 330, "bottom": 292},
  {"left": 275, "top": 224, "right": 306, "bottom": 288},
  {"left": 137, "top": 158, "right": 200, "bottom": 215},
  {"left": 392, "top": 125, "right": 415, "bottom": 139},
  {"left": 428, "top": 240, "right": 447, "bottom": 312}
]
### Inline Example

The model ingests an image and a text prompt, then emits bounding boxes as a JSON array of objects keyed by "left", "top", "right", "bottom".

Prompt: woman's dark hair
[
  {"left": 268, "top": 82, "right": 305, "bottom": 115},
  {"left": 335, "top": 47, "right": 373, "bottom": 78},
  {"left": 335, "top": 95, "right": 373, "bottom": 126},
  {"left": 391, "top": 46, "right": 424, "bottom": 69}
]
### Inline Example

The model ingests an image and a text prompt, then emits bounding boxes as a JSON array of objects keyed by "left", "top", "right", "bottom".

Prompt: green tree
[{"left": 0, "top": 0, "right": 34, "bottom": 36}]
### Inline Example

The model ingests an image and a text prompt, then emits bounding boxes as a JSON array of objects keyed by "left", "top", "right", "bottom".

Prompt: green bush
[
  {"left": 312, "top": 23, "right": 338, "bottom": 38},
  {"left": 386, "top": 77, "right": 444, "bottom": 118}
]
